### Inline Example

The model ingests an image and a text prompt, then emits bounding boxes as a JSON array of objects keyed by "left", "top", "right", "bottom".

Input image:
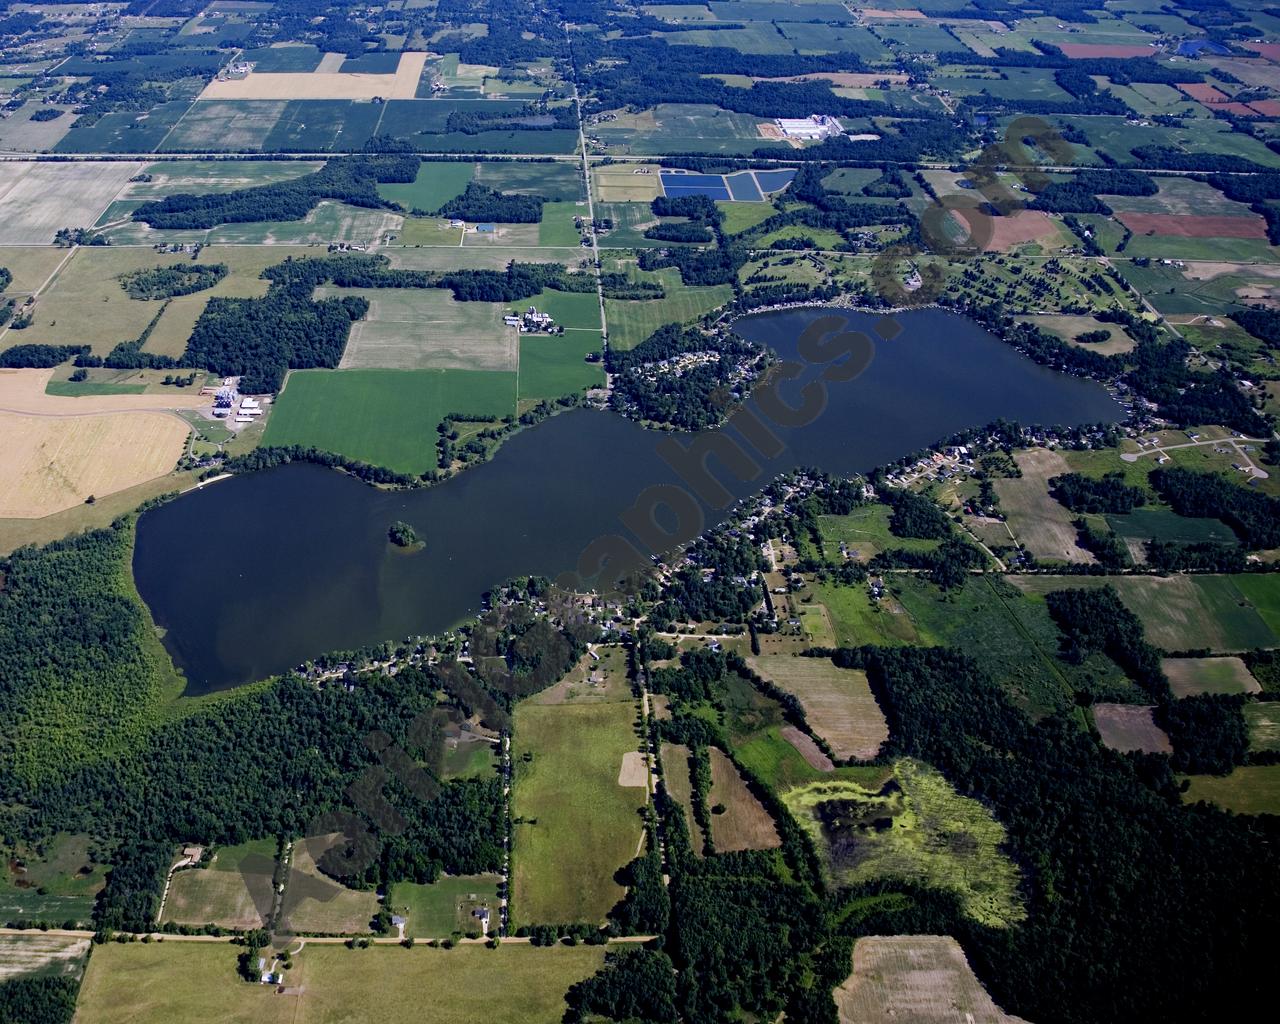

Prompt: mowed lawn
[
  {"left": 73, "top": 942, "right": 606, "bottom": 1024},
  {"left": 388, "top": 874, "right": 500, "bottom": 938},
  {"left": 265, "top": 368, "right": 516, "bottom": 475},
  {"left": 511, "top": 698, "right": 646, "bottom": 928}
]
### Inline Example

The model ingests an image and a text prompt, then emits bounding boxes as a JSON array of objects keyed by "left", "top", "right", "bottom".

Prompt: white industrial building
[{"left": 775, "top": 114, "right": 843, "bottom": 140}]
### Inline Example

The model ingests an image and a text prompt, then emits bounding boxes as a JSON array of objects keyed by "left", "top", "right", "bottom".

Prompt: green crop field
[
  {"left": 388, "top": 875, "right": 500, "bottom": 938},
  {"left": 538, "top": 200, "right": 587, "bottom": 246},
  {"left": 1163, "top": 657, "right": 1261, "bottom": 698},
  {"left": 264, "top": 368, "right": 516, "bottom": 474},
  {"left": 377, "top": 161, "right": 475, "bottom": 211},
  {"left": 1105, "top": 509, "right": 1237, "bottom": 548},
  {"left": 74, "top": 941, "right": 607, "bottom": 1024},
  {"left": 511, "top": 694, "right": 646, "bottom": 928},
  {"left": 518, "top": 331, "right": 604, "bottom": 401},
  {"left": 1183, "top": 765, "right": 1280, "bottom": 816},
  {"left": 474, "top": 161, "right": 586, "bottom": 201}
]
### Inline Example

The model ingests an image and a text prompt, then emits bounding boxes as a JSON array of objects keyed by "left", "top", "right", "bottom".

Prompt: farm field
[
  {"left": 263, "top": 368, "right": 516, "bottom": 475},
  {"left": 0, "top": 162, "right": 142, "bottom": 245},
  {"left": 604, "top": 276, "right": 733, "bottom": 349},
  {"left": 200, "top": 52, "right": 428, "bottom": 100},
  {"left": 0, "top": 409, "right": 188, "bottom": 518},
  {"left": 1162, "top": 657, "right": 1261, "bottom": 697},
  {"left": 1093, "top": 704, "right": 1172, "bottom": 754},
  {"left": 0, "top": 934, "right": 89, "bottom": 983},
  {"left": 1010, "top": 575, "right": 1280, "bottom": 652},
  {"left": 376, "top": 161, "right": 475, "bottom": 211},
  {"left": 73, "top": 942, "right": 606, "bottom": 1024},
  {"left": 160, "top": 838, "right": 276, "bottom": 931},
  {"left": 511, "top": 694, "right": 646, "bottom": 928},
  {"left": 747, "top": 655, "right": 888, "bottom": 761},
  {"left": 994, "top": 449, "right": 1093, "bottom": 564},
  {"left": 518, "top": 329, "right": 604, "bottom": 401},
  {"left": 387, "top": 874, "right": 500, "bottom": 938},
  {"left": 276, "top": 834, "right": 380, "bottom": 936},
  {"left": 1245, "top": 702, "right": 1280, "bottom": 753},
  {"left": 835, "top": 935, "right": 1026, "bottom": 1024},
  {"left": 1182, "top": 765, "right": 1280, "bottom": 816},
  {"left": 706, "top": 747, "right": 780, "bottom": 853},
  {"left": 321, "top": 286, "right": 515, "bottom": 371}
]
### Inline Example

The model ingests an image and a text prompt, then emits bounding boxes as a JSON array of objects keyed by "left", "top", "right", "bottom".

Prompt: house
[{"left": 473, "top": 907, "right": 491, "bottom": 933}]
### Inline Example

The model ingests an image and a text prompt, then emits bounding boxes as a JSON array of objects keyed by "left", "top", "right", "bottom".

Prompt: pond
[{"left": 135, "top": 307, "right": 1121, "bottom": 692}]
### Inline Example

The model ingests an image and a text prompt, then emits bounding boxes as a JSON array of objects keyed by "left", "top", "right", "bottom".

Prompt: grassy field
[
  {"left": 604, "top": 269, "right": 732, "bottom": 349},
  {"left": 511, "top": 693, "right": 645, "bottom": 927},
  {"left": 538, "top": 200, "right": 587, "bottom": 246},
  {"left": 518, "top": 329, "right": 604, "bottom": 401},
  {"left": 1162, "top": 657, "right": 1261, "bottom": 697},
  {"left": 1093, "top": 704, "right": 1172, "bottom": 754},
  {"left": 1182, "top": 764, "right": 1280, "bottom": 816},
  {"left": 1010, "top": 575, "right": 1280, "bottom": 653},
  {"left": 387, "top": 875, "right": 500, "bottom": 938},
  {"left": 817, "top": 505, "right": 940, "bottom": 563},
  {"left": 995, "top": 449, "right": 1093, "bottom": 564},
  {"left": 0, "top": 934, "right": 89, "bottom": 983},
  {"left": 377, "top": 161, "right": 475, "bottom": 211},
  {"left": 264, "top": 368, "right": 516, "bottom": 474},
  {"left": 277, "top": 835, "right": 380, "bottom": 935},
  {"left": 591, "top": 163, "right": 661, "bottom": 203},
  {"left": 747, "top": 655, "right": 888, "bottom": 761},
  {"left": 161, "top": 838, "right": 276, "bottom": 931},
  {"left": 73, "top": 942, "right": 607, "bottom": 1024},
  {"left": 321, "top": 286, "right": 515, "bottom": 372},
  {"left": 835, "top": 935, "right": 1023, "bottom": 1024},
  {"left": 706, "top": 747, "right": 780, "bottom": 853},
  {"left": 782, "top": 758, "right": 1025, "bottom": 928},
  {"left": 1246, "top": 702, "right": 1280, "bottom": 753},
  {"left": 0, "top": 833, "right": 106, "bottom": 927}
]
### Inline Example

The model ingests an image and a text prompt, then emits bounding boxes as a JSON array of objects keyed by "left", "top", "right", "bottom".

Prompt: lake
[{"left": 134, "top": 307, "right": 1121, "bottom": 692}]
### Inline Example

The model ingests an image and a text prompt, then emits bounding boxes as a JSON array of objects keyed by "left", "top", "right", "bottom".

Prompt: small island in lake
[{"left": 387, "top": 520, "right": 423, "bottom": 550}]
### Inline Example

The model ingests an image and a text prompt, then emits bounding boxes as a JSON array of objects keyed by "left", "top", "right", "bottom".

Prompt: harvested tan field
[
  {"left": 995, "top": 449, "right": 1095, "bottom": 564},
  {"left": 836, "top": 935, "right": 1028, "bottom": 1024},
  {"left": 749, "top": 656, "right": 887, "bottom": 761},
  {"left": 1116, "top": 211, "right": 1267, "bottom": 239},
  {"left": 984, "top": 209, "right": 1063, "bottom": 251},
  {"left": 201, "top": 51, "right": 427, "bottom": 100},
  {"left": 708, "top": 748, "right": 780, "bottom": 853},
  {"left": 0, "top": 409, "right": 188, "bottom": 517},
  {"left": 0, "top": 368, "right": 206, "bottom": 413},
  {"left": 1093, "top": 704, "right": 1172, "bottom": 754},
  {"left": 617, "top": 750, "right": 649, "bottom": 788},
  {"left": 782, "top": 724, "right": 835, "bottom": 772},
  {"left": 0, "top": 934, "right": 89, "bottom": 982}
]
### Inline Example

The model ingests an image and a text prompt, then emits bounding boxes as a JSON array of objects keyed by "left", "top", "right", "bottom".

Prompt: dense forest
[
  {"left": 132, "top": 155, "right": 420, "bottom": 230},
  {"left": 432, "top": 181, "right": 544, "bottom": 223},
  {"left": 1049, "top": 471, "right": 1148, "bottom": 513},
  {"left": 119, "top": 263, "right": 228, "bottom": 300}
]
